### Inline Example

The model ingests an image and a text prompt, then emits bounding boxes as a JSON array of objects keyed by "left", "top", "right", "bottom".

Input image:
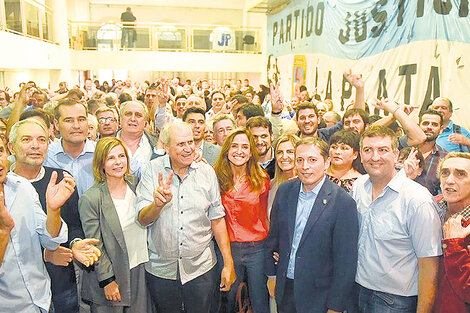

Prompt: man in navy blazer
[{"left": 265, "top": 136, "right": 358, "bottom": 313}]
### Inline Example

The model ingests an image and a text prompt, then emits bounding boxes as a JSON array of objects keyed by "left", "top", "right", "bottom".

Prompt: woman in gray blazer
[{"left": 79, "top": 137, "right": 149, "bottom": 313}]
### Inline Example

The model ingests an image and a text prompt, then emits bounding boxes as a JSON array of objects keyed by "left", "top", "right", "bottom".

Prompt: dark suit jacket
[
  {"left": 78, "top": 175, "right": 139, "bottom": 306},
  {"left": 265, "top": 177, "right": 358, "bottom": 312},
  {"left": 202, "top": 140, "right": 221, "bottom": 166}
]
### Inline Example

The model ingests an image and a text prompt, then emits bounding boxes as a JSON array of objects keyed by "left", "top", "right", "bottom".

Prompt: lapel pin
[{"left": 323, "top": 199, "right": 328, "bottom": 205}]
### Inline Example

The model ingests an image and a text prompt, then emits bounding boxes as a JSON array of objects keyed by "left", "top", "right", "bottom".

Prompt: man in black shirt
[{"left": 120, "top": 7, "right": 136, "bottom": 48}]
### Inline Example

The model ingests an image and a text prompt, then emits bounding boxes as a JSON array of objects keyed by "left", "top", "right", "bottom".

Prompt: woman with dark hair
[
  {"left": 79, "top": 137, "right": 149, "bottom": 313},
  {"left": 326, "top": 129, "right": 362, "bottom": 192},
  {"left": 214, "top": 128, "right": 270, "bottom": 313}
]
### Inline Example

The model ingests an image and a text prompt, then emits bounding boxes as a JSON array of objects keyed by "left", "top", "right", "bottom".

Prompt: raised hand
[
  {"left": 370, "top": 98, "right": 396, "bottom": 113},
  {"left": 72, "top": 238, "right": 101, "bottom": 267},
  {"left": 449, "top": 133, "right": 470, "bottom": 146},
  {"left": 104, "top": 281, "right": 121, "bottom": 302},
  {"left": 44, "top": 246, "right": 73, "bottom": 266},
  {"left": 403, "top": 148, "right": 422, "bottom": 180},
  {"left": 46, "top": 171, "right": 76, "bottom": 212},
  {"left": 0, "top": 191, "right": 14, "bottom": 233},
  {"left": 153, "top": 171, "right": 174, "bottom": 208},
  {"left": 444, "top": 215, "right": 470, "bottom": 239},
  {"left": 343, "top": 69, "right": 364, "bottom": 89},
  {"left": 270, "top": 82, "right": 283, "bottom": 113},
  {"left": 156, "top": 81, "right": 169, "bottom": 108}
]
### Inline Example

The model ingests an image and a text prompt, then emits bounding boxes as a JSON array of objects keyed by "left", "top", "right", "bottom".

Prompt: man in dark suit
[{"left": 265, "top": 136, "right": 358, "bottom": 313}]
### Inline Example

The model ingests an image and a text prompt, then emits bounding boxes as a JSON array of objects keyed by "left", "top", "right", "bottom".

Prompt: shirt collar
[
  {"left": 299, "top": 175, "right": 326, "bottom": 196},
  {"left": 444, "top": 120, "right": 454, "bottom": 131},
  {"left": 9, "top": 164, "right": 45, "bottom": 182},
  {"left": 53, "top": 138, "right": 95, "bottom": 156},
  {"left": 439, "top": 200, "right": 470, "bottom": 220},
  {"left": 259, "top": 148, "right": 275, "bottom": 167},
  {"left": 364, "top": 169, "right": 404, "bottom": 193}
]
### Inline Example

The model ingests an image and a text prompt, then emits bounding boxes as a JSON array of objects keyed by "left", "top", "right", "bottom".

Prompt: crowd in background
[{"left": 0, "top": 71, "right": 470, "bottom": 313}]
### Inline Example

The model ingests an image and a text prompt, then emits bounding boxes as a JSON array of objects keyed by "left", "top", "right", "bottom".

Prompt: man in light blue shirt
[
  {"left": 351, "top": 126, "right": 442, "bottom": 313},
  {"left": 44, "top": 99, "right": 95, "bottom": 195},
  {"left": 0, "top": 138, "right": 75, "bottom": 312},
  {"left": 431, "top": 97, "right": 470, "bottom": 152}
]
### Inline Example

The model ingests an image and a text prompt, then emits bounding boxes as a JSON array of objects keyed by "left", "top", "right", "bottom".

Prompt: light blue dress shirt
[
  {"left": 44, "top": 139, "right": 96, "bottom": 196},
  {"left": 136, "top": 155, "right": 226, "bottom": 284},
  {"left": 350, "top": 170, "right": 442, "bottom": 296},
  {"left": 0, "top": 173, "right": 68, "bottom": 312},
  {"left": 287, "top": 176, "right": 325, "bottom": 279},
  {"left": 436, "top": 120, "right": 470, "bottom": 152}
]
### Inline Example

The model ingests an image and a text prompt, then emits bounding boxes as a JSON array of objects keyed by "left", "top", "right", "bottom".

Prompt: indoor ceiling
[{"left": 89, "top": 0, "right": 290, "bottom": 13}]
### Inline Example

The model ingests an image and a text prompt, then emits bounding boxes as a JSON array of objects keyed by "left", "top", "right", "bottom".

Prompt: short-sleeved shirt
[
  {"left": 136, "top": 155, "right": 225, "bottom": 284},
  {"left": 436, "top": 120, "right": 470, "bottom": 152},
  {"left": 222, "top": 177, "right": 269, "bottom": 243},
  {"left": 351, "top": 170, "right": 442, "bottom": 296}
]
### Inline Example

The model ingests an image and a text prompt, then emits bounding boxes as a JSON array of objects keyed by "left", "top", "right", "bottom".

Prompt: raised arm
[
  {"left": 344, "top": 69, "right": 365, "bottom": 111},
  {"left": 138, "top": 170, "right": 173, "bottom": 226},
  {"left": 371, "top": 98, "right": 426, "bottom": 146}
]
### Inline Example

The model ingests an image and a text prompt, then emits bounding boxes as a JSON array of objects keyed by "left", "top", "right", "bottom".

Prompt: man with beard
[
  {"left": 246, "top": 116, "right": 275, "bottom": 179},
  {"left": 399, "top": 110, "right": 447, "bottom": 195}
]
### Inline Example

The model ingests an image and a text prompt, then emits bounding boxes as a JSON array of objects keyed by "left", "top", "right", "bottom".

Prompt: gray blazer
[
  {"left": 78, "top": 175, "right": 139, "bottom": 306},
  {"left": 202, "top": 141, "right": 221, "bottom": 166}
]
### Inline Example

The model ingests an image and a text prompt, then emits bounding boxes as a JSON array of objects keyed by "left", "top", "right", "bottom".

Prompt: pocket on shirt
[{"left": 372, "top": 218, "right": 396, "bottom": 240}]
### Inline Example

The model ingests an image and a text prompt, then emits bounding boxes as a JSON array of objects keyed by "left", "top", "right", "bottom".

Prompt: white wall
[{"left": 87, "top": 4, "right": 266, "bottom": 28}]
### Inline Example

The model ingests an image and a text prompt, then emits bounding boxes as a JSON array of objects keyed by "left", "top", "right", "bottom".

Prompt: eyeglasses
[{"left": 98, "top": 117, "right": 117, "bottom": 124}]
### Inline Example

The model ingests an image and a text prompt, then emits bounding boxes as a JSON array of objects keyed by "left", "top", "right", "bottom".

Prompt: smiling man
[
  {"left": 8, "top": 119, "right": 100, "bottom": 313},
  {"left": 265, "top": 136, "right": 358, "bottom": 313},
  {"left": 136, "top": 121, "right": 235, "bottom": 312},
  {"left": 246, "top": 116, "right": 276, "bottom": 179},
  {"left": 351, "top": 126, "right": 442, "bottom": 313},
  {"left": 0, "top": 132, "right": 76, "bottom": 312},
  {"left": 45, "top": 99, "right": 95, "bottom": 195}
]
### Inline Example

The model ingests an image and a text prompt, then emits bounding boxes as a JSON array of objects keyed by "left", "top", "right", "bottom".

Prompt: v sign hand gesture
[{"left": 153, "top": 171, "right": 174, "bottom": 208}]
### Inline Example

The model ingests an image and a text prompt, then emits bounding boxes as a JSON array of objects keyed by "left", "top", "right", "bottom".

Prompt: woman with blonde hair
[
  {"left": 214, "top": 128, "right": 270, "bottom": 313},
  {"left": 79, "top": 137, "right": 149, "bottom": 313},
  {"left": 268, "top": 133, "right": 300, "bottom": 216}
]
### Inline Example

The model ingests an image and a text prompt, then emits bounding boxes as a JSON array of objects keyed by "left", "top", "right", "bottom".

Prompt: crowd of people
[{"left": 0, "top": 72, "right": 469, "bottom": 313}]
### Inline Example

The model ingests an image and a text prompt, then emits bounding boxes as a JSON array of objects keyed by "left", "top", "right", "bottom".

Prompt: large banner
[{"left": 267, "top": 0, "right": 470, "bottom": 127}]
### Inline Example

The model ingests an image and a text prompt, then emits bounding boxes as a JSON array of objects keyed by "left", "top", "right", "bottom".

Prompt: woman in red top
[{"left": 214, "top": 128, "right": 270, "bottom": 313}]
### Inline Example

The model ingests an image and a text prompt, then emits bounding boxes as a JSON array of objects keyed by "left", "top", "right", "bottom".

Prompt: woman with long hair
[
  {"left": 79, "top": 137, "right": 149, "bottom": 313},
  {"left": 326, "top": 129, "right": 362, "bottom": 192},
  {"left": 268, "top": 133, "right": 300, "bottom": 216},
  {"left": 214, "top": 128, "right": 270, "bottom": 313}
]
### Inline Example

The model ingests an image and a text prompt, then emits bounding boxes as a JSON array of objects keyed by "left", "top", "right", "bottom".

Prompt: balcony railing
[{"left": 68, "top": 21, "right": 262, "bottom": 54}]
